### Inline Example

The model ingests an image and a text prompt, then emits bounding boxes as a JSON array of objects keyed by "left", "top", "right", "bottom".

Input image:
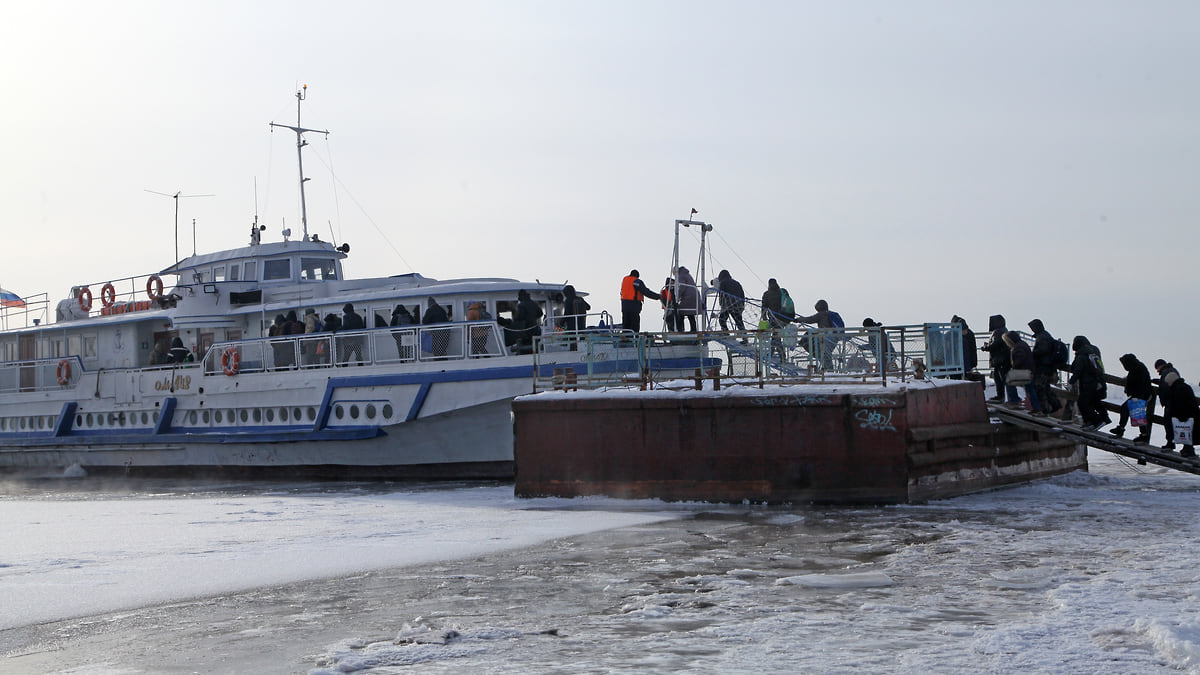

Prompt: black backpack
[{"left": 1051, "top": 338, "right": 1069, "bottom": 367}]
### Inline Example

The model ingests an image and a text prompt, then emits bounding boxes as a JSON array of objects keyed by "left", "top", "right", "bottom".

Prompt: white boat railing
[
  {"left": 200, "top": 322, "right": 509, "bottom": 375},
  {"left": 0, "top": 355, "right": 83, "bottom": 393}
]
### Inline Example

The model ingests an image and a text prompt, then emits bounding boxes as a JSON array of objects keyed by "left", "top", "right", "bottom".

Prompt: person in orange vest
[{"left": 620, "top": 269, "right": 660, "bottom": 332}]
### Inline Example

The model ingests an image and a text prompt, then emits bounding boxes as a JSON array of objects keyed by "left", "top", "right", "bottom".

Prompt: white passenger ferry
[{"left": 0, "top": 93, "right": 712, "bottom": 478}]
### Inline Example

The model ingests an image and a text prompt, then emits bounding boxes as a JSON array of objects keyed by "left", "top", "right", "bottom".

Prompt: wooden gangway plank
[{"left": 986, "top": 404, "right": 1200, "bottom": 476}]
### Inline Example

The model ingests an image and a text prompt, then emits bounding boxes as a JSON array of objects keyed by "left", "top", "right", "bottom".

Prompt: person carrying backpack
[
  {"left": 796, "top": 299, "right": 842, "bottom": 370},
  {"left": 1068, "top": 335, "right": 1111, "bottom": 431},
  {"left": 1028, "top": 319, "right": 1064, "bottom": 416}
]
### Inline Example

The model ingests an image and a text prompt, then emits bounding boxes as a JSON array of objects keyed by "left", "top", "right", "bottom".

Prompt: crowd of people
[{"left": 973, "top": 313, "right": 1196, "bottom": 458}]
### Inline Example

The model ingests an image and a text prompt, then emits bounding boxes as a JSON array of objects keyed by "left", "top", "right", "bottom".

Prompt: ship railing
[
  {"left": 532, "top": 323, "right": 965, "bottom": 391},
  {"left": 0, "top": 292, "right": 51, "bottom": 330},
  {"left": 200, "top": 322, "right": 508, "bottom": 375},
  {"left": 0, "top": 355, "right": 83, "bottom": 393}
]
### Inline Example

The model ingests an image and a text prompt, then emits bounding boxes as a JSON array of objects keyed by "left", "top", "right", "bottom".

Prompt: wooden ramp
[{"left": 987, "top": 404, "right": 1200, "bottom": 475}]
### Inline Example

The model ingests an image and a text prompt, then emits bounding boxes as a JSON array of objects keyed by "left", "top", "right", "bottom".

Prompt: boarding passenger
[
  {"left": 796, "top": 299, "right": 844, "bottom": 370},
  {"left": 512, "top": 290, "right": 543, "bottom": 350},
  {"left": 620, "top": 270, "right": 660, "bottom": 333},
  {"left": 660, "top": 278, "right": 681, "bottom": 332},
  {"left": 391, "top": 304, "right": 415, "bottom": 326},
  {"left": 1111, "top": 354, "right": 1154, "bottom": 444},
  {"left": 1159, "top": 367, "right": 1198, "bottom": 458},
  {"left": 1069, "top": 335, "right": 1110, "bottom": 431},
  {"left": 422, "top": 297, "right": 450, "bottom": 357},
  {"left": 715, "top": 270, "right": 746, "bottom": 333},
  {"left": 675, "top": 266, "right": 700, "bottom": 333},
  {"left": 560, "top": 285, "right": 589, "bottom": 333},
  {"left": 1028, "top": 319, "right": 1063, "bottom": 415},
  {"left": 1003, "top": 332, "right": 1038, "bottom": 413},
  {"left": 980, "top": 315, "right": 1018, "bottom": 404},
  {"left": 1154, "top": 360, "right": 1182, "bottom": 450},
  {"left": 149, "top": 340, "right": 170, "bottom": 366},
  {"left": 950, "top": 315, "right": 978, "bottom": 380}
]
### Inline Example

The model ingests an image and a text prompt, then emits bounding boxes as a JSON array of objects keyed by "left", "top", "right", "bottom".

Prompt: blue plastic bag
[{"left": 1129, "top": 398, "right": 1147, "bottom": 427}]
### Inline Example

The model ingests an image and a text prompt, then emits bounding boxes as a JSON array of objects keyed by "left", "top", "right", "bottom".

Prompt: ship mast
[{"left": 269, "top": 84, "right": 328, "bottom": 240}]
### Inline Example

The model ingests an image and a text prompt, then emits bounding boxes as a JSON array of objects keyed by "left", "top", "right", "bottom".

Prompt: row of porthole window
[
  {"left": 3, "top": 402, "right": 396, "bottom": 433},
  {"left": 1, "top": 416, "right": 57, "bottom": 431}
]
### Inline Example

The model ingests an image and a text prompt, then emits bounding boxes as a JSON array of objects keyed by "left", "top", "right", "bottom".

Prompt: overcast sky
[{"left": 3, "top": 2, "right": 1197, "bottom": 373}]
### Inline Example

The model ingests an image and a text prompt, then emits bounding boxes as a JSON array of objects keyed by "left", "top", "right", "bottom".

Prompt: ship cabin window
[
  {"left": 83, "top": 335, "right": 97, "bottom": 358},
  {"left": 300, "top": 258, "right": 338, "bottom": 281},
  {"left": 463, "top": 300, "right": 491, "bottom": 321},
  {"left": 213, "top": 266, "right": 226, "bottom": 282},
  {"left": 193, "top": 270, "right": 210, "bottom": 284},
  {"left": 372, "top": 307, "right": 389, "bottom": 328},
  {"left": 229, "top": 264, "right": 241, "bottom": 281},
  {"left": 495, "top": 300, "right": 517, "bottom": 323},
  {"left": 263, "top": 259, "right": 291, "bottom": 281},
  {"left": 243, "top": 261, "right": 258, "bottom": 281},
  {"left": 1, "top": 340, "right": 14, "bottom": 362},
  {"left": 69, "top": 335, "right": 81, "bottom": 356}
]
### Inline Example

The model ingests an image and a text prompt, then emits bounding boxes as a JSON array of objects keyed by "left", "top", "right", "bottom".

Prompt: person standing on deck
[
  {"left": 675, "top": 266, "right": 700, "bottom": 333},
  {"left": 620, "top": 270, "right": 660, "bottom": 332},
  {"left": 715, "top": 270, "right": 746, "bottom": 333}
]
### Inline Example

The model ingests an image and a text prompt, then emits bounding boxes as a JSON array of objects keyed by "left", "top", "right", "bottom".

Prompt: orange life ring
[
  {"left": 100, "top": 283, "right": 117, "bottom": 308},
  {"left": 56, "top": 359, "right": 71, "bottom": 386},
  {"left": 78, "top": 287, "right": 93, "bottom": 312},
  {"left": 221, "top": 347, "right": 240, "bottom": 376},
  {"left": 146, "top": 275, "right": 164, "bottom": 301}
]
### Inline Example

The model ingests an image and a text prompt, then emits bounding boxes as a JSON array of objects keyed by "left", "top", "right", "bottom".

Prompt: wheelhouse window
[
  {"left": 300, "top": 258, "right": 338, "bottom": 281},
  {"left": 213, "top": 266, "right": 226, "bottom": 282},
  {"left": 263, "top": 259, "right": 291, "bottom": 281},
  {"left": 243, "top": 261, "right": 257, "bottom": 281},
  {"left": 229, "top": 263, "right": 241, "bottom": 281},
  {"left": 83, "top": 335, "right": 97, "bottom": 358}
]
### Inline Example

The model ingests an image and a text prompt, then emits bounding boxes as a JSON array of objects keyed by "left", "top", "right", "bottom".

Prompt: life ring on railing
[
  {"left": 78, "top": 287, "right": 93, "bottom": 312},
  {"left": 221, "top": 347, "right": 240, "bottom": 376},
  {"left": 100, "top": 283, "right": 117, "bottom": 309},
  {"left": 146, "top": 275, "right": 164, "bottom": 301},
  {"left": 56, "top": 359, "right": 71, "bottom": 386}
]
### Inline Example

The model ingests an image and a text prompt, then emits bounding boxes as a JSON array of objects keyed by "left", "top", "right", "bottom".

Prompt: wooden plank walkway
[{"left": 987, "top": 403, "right": 1200, "bottom": 475}]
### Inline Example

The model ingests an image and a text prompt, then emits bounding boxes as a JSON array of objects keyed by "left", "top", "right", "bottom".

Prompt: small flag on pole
[
  {"left": 690, "top": 208, "right": 698, "bottom": 215},
  {"left": 0, "top": 286, "right": 25, "bottom": 308}
]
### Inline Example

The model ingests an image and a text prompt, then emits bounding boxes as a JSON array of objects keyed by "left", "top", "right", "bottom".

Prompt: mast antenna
[
  {"left": 269, "top": 84, "right": 329, "bottom": 241},
  {"left": 145, "top": 189, "right": 214, "bottom": 265}
]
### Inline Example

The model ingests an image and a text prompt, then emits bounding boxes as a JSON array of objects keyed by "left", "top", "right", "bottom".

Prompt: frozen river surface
[{"left": 2, "top": 450, "right": 1200, "bottom": 674}]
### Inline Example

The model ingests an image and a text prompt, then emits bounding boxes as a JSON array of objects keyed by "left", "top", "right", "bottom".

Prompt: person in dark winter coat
[
  {"left": 421, "top": 297, "right": 451, "bottom": 356},
  {"left": 715, "top": 270, "right": 746, "bottom": 332},
  {"left": 1154, "top": 359, "right": 1183, "bottom": 450},
  {"left": 797, "top": 299, "right": 839, "bottom": 370},
  {"left": 340, "top": 303, "right": 366, "bottom": 364},
  {"left": 659, "top": 277, "right": 682, "bottom": 332},
  {"left": 284, "top": 310, "right": 305, "bottom": 336},
  {"left": 1159, "top": 368, "right": 1198, "bottom": 457},
  {"left": 390, "top": 305, "right": 415, "bottom": 326},
  {"left": 950, "top": 315, "right": 977, "bottom": 378},
  {"left": 981, "top": 314, "right": 1019, "bottom": 403},
  {"left": 1004, "top": 331, "right": 1040, "bottom": 412},
  {"left": 512, "top": 290, "right": 543, "bottom": 349},
  {"left": 168, "top": 337, "right": 192, "bottom": 364},
  {"left": 760, "top": 279, "right": 785, "bottom": 329},
  {"left": 619, "top": 270, "right": 661, "bottom": 332},
  {"left": 1027, "top": 319, "right": 1062, "bottom": 415},
  {"left": 560, "top": 285, "right": 590, "bottom": 333},
  {"left": 674, "top": 266, "right": 700, "bottom": 332},
  {"left": 1069, "top": 335, "right": 1110, "bottom": 430},
  {"left": 1111, "top": 353, "right": 1154, "bottom": 443}
]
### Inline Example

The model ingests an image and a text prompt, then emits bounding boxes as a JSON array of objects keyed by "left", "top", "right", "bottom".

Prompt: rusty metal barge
[{"left": 512, "top": 379, "right": 1086, "bottom": 504}]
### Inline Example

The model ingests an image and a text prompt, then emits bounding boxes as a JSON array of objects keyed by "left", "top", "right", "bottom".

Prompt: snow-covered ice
[{"left": 2, "top": 451, "right": 1200, "bottom": 674}]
